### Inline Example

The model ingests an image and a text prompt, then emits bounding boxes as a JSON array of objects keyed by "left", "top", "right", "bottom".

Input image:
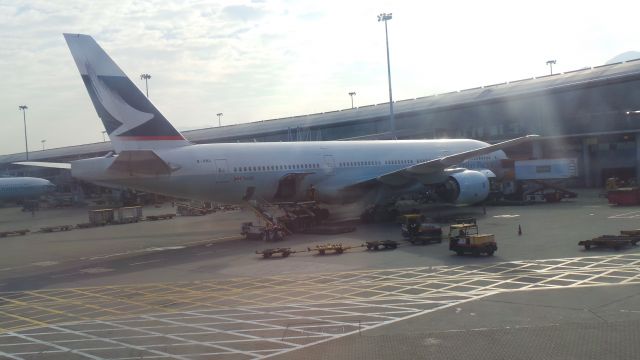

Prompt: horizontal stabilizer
[
  {"left": 14, "top": 161, "right": 71, "bottom": 169},
  {"left": 108, "top": 150, "right": 177, "bottom": 175}
]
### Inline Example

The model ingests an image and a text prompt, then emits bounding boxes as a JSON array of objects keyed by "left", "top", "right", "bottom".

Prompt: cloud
[
  {"left": 222, "top": 4, "right": 266, "bottom": 22},
  {"left": 1, "top": 0, "right": 639, "bottom": 155}
]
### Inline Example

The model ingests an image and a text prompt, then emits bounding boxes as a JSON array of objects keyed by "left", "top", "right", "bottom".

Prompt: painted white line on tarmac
[
  {"left": 263, "top": 292, "right": 497, "bottom": 359},
  {"left": 129, "top": 259, "right": 161, "bottom": 266},
  {"left": 31, "top": 261, "right": 59, "bottom": 267},
  {"left": 609, "top": 210, "right": 640, "bottom": 219},
  {"left": 79, "top": 267, "right": 114, "bottom": 274},
  {"left": 82, "top": 235, "right": 240, "bottom": 261}
]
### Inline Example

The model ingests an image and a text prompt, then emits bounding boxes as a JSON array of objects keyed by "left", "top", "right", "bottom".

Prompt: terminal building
[{"left": 3, "top": 59, "right": 640, "bottom": 189}]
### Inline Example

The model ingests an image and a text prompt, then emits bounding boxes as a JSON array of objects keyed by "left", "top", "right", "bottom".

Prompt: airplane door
[
  {"left": 214, "top": 159, "right": 230, "bottom": 183},
  {"left": 323, "top": 155, "right": 335, "bottom": 174}
]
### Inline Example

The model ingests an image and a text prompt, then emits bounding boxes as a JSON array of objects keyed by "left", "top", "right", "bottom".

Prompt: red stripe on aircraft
[{"left": 118, "top": 136, "right": 185, "bottom": 140}]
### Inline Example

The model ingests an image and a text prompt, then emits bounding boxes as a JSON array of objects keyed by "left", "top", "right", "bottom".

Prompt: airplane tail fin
[{"left": 63, "top": 33, "right": 191, "bottom": 152}]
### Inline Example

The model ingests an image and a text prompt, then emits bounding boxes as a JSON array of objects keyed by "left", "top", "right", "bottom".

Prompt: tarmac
[{"left": 0, "top": 190, "right": 639, "bottom": 359}]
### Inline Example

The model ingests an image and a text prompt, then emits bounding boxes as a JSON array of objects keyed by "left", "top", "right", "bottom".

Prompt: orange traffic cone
[{"left": 518, "top": 224, "right": 522, "bottom": 236}]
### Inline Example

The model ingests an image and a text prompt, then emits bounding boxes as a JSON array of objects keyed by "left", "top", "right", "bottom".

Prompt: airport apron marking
[{"left": 1, "top": 253, "right": 640, "bottom": 359}]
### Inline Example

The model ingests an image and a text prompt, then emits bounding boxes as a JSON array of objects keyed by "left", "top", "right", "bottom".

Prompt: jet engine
[{"left": 435, "top": 169, "right": 491, "bottom": 205}]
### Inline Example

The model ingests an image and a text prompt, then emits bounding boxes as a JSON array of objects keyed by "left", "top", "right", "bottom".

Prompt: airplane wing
[
  {"left": 346, "top": 135, "right": 538, "bottom": 188},
  {"left": 14, "top": 161, "right": 72, "bottom": 169},
  {"left": 402, "top": 135, "right": 538, "bottom": 175}
]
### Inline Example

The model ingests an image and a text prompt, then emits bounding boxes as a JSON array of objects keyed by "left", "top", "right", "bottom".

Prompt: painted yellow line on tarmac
[
  {"left": 24, "top": 290, "right": 122, "bottom": 316},
  {"left": 0, "top": 309, "right": 52, "bottom": 331},
  {"left": 0, "top": 294, "right": 86, "bottom": 318},
  {"left": 2, "top": 254, "right": 640, "bottom": 334}
]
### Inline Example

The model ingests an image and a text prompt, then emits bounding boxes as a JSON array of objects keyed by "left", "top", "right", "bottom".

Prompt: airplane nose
[{"left": 45, "top": 181, "right": 56, "bottom": 192}]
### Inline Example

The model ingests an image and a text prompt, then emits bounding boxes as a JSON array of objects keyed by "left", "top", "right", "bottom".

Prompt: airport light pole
[
  {"left": 217, "top": 113, "right": 223, "bottom": 127},
  {"left": 140, "top": 73, "right": 151, "bottom": 98},
  {"left": 101, "top": 130, "right": 107, "bottom": 142},
  {"left": 19, "top": 105, "right": 29, "bottom": 160},
  {"left": 349, "top": 91, "right": 356, "bottom": 109},
  {"left": 546, "top": 60, "right": 556, "bottom": 75},
  {"left": 41, "top": 139, "right": 46, "bottom": 151},
  {"left": 378, "top": 13, "right": 395, "bottom": 138}
]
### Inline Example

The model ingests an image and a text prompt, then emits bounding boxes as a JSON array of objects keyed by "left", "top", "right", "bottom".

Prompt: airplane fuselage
[
  {"left": 0, "top": 177, "right": 55, "bottom": 202},
  {"left": 71, "top": 139, "right": 506, "bottom": 205}
]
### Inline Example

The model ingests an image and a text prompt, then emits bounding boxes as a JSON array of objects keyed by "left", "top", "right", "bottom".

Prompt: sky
[{"left": 1, "top": 0, "right": 639, "bottom": 155}]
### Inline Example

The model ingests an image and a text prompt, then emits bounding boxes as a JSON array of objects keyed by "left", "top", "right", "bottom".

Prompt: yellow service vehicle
[{"left": 448, "top": 220, "right": 497, "bottom": 256}]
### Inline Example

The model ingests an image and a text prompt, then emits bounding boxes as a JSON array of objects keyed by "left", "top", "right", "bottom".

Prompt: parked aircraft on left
[{"left": 0, "top": 177, "right": 55, "bottom": 202}]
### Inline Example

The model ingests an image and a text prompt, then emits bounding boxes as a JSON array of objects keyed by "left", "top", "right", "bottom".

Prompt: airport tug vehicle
[
  {"left": 448, "top": 219, "right": 497, "bottom": 256},
  {"left": 365, "top": 240, "right": 399, "bottom": 251},
  {"left": 400, "top": 214, "right": 443, "bottom": 245}
]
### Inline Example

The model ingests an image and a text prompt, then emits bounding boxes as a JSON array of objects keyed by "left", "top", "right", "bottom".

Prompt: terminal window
[{"left": 536, "top": 165, "right": 552, "bottom": 173}]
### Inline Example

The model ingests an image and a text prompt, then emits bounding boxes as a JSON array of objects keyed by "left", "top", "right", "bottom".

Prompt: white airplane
[
  {"left": 16, "top": 34, "right": 537, "bottom": 209},
  {"left": 0, "top": 177, "right": 55, "bottom": 202}
]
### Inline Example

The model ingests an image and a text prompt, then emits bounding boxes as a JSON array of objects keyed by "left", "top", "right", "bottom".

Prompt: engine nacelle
[{"left": 436, "top": 169, "right": 490, "bottom": 205}]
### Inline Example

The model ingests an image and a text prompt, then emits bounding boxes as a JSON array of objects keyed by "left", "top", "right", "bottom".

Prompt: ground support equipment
[
  {"left": 399, "top": 214, "right": 443, "bottom": 245},
  {"left": 579, "top": 234, "right": 640, "bottom": 250},
  {"left": 256, "top": 248, "right": 294, "bottom": 258},
  {"left": 448, "top": 220, "right": 497, "bottom": 256},
  {"left": 308, "top": 243, "right": 356, "bottom": 255},
  {"left": 0, "top": 229, "right": 30, "bottom": 238},
  {"left": 365, "top": 240, "right": 398, "bottom": 251},
  {"left": 146, "top": 213, "right": 176, "bottom": 221},
  {"left": 40, "top": 225, "right": 73, "bottom": 233}
]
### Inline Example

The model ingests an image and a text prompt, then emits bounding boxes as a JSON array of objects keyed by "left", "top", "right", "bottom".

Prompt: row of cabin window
[
  {"left": 0, "top": 185, "right": 32, "bottom": 190},
  {"left": 339, "top": 159, "right": 416, "bottom": 167},
  {"left": 217, "top": 156, "right": 493, "bottom": 173},
  {"left": 385, "top": 159, "right": 414, "bottom": 165},
  {"left": 233, "top": 164, "right": 320, "bottom": 172},
  {"left": 0, "top": 186, "right": 31, "bottom": 192},
  {"left": 339, "top": 161, "right": 382, "bottom": 167}
]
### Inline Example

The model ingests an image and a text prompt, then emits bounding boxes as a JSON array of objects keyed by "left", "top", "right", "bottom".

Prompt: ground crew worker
[
  {"left": 265, "top": 223, "right": 272, "bottom": 242},
  {"left": 308, "top": 184, "right": 317, "bottom": 201}
]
